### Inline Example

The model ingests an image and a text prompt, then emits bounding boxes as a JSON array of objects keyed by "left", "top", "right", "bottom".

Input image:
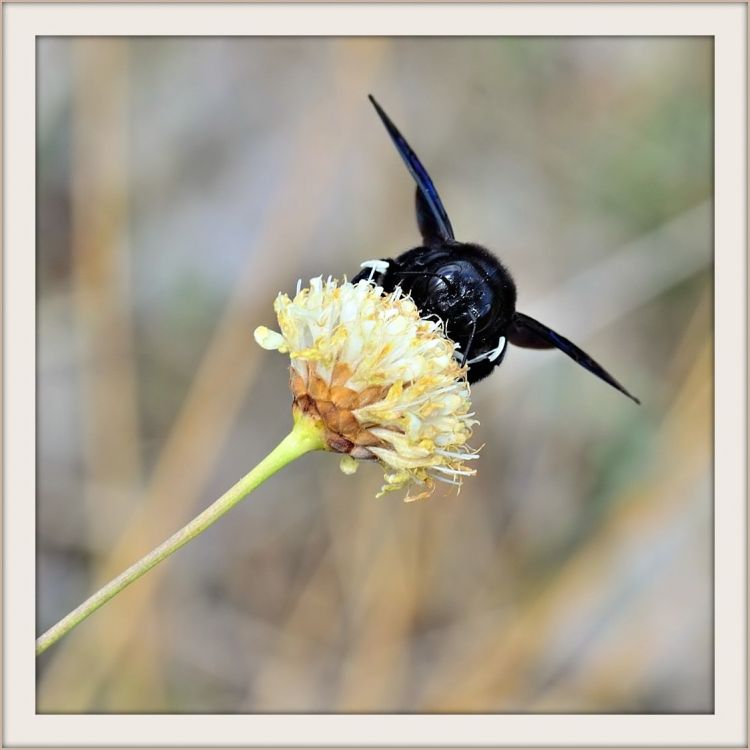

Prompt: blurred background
[{"left": 37, "top": 37, "right": 713, "bottom": 713}]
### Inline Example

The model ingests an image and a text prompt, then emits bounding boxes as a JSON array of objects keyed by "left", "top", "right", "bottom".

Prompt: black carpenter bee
[{"left": 353, "top": 96, "right": 639, "bottom": 404}]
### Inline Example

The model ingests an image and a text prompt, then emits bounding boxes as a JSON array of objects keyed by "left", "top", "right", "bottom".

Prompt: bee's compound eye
[
  {"left": 427, "top": 275, "right": 449, "bottom": 296},
  {"left": 428, "top": 263, "right": 462, "bottom": 297}
]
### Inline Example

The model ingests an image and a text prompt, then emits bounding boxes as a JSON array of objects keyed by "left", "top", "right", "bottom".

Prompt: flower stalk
[
  {"left": 37, "top": 275, "right": 480, "bottom": 655},
  {"left": 35, "top": 411, "right": 325, "bottom": 656}
]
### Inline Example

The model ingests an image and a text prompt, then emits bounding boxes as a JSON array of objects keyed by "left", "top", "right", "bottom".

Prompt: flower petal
[{"left": 256, "top": 277, "right": 480, "bottom": 500}]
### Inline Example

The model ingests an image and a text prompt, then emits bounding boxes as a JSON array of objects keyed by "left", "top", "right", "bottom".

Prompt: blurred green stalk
[{"left": 36, "top": 413, "right": 325, "bottom": 656}]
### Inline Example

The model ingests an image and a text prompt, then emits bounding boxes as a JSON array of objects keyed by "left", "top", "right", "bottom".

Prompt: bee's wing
[
  {"left": 368, "top": 95, "right": 455, "bottom": 244},
  {"left": 509, "top": 312, "right": 640, "bottom": 404}
]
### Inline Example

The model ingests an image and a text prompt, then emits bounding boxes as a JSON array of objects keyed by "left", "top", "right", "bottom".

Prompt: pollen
[{"left": 254, "top": 277, "right": 479, "bottom": 500}]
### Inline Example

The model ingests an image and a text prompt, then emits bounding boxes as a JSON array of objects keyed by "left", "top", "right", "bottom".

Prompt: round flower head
[{"left": 254, "top": 277, "right": 479, "bottom": 501}]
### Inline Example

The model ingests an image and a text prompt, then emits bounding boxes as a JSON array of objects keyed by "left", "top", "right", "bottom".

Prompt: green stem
[{"left": 36, "top": 413, "right": 325, "bottom": 656}]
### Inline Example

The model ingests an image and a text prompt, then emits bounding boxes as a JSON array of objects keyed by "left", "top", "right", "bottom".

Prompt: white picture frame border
[{"left": 4, "top": 2, "right": 746, "bottom": 747}]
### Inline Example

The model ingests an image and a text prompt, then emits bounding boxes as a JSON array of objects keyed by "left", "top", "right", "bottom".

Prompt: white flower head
[{"left": 254, "top": 277, "right": 479, "bottom": 501}]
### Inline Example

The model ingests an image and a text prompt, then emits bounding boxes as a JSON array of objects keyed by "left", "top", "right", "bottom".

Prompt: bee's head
[{"left": 428, "top": 260, "right": 494, "bottom": 331}]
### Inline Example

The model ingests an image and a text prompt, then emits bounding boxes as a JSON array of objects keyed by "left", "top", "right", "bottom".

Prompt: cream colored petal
[{"left": 253, "top": 326, "right": 288, "bottom": 352}]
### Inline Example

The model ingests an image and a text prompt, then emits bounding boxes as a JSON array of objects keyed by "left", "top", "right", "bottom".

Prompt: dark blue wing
[
  {"left": 509, "top": 312, "right": 640, "bottom": 404},
  {"left": 369, "top": 95, "right": 455, "bottom": 243}
]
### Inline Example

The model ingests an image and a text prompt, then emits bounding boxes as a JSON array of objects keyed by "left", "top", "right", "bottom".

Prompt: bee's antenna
[{"left": 461, "top": 314, "right": 478, "bottom": 368}]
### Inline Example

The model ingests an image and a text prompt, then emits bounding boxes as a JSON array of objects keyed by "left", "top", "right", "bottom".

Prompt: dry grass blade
[
  {"left": 422, "top": 325, "right": 711, "bottom": 711},
  {"left": 65, "top": 38, "right": 164, "bottom": 707},
  {"left": 38, "top": 50, "right": 387, "bottom": 710}
]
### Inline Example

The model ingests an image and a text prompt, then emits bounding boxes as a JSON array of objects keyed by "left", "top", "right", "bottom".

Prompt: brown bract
[{"left": 291, "top": 363, "right": 389, "bottom": 458}]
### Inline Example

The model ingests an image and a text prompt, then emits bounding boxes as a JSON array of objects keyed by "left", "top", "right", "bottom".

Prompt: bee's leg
[
  {"left": 487, "top": 336, "right": 508, "bottom": 362},
  {"left": 467, "top": 335, "right": 507, "bottom": 365},
  {"left": 353, "top": 258, "right": 392, "bottom": 285}
]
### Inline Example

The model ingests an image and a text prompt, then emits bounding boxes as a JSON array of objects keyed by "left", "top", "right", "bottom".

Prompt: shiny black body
[{"left": 353, "top": 95, "right": 639, "bottom": 403}]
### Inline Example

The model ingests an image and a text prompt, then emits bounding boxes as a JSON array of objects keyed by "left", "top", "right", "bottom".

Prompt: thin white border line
[
  {"left": 4, "top": 2, "right": 741, "bottom": 37},
  {"left": 5, "top": 2, "right": 747, "bottom": 747}
]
